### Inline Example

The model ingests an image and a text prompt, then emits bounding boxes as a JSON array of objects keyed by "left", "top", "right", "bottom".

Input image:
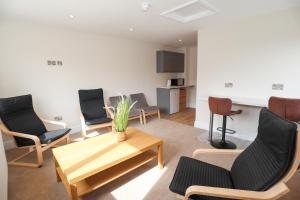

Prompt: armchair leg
[
  {"left": 8, "top": 147, "right": 43, "bottom": 168},
  {"left": 140, "top": 115, "right": 143, "bottom": 124},
  {"left": 142, "top": 111, "right": 147, "bottom": 124},
  {"left": 36, "top": 145, "right": 43, "bottom": 167},
  {"left": 81, "top": 126, "right": 87, "bottom": 138},
  {"left": 157, "top": 110, "right": 161, "bottom": 119},
  {"left": 66, "top": 134, "right": 70, "bottom": 144},
  {"left": 106, "top": 126, "right": 112, "bottom": 132}
]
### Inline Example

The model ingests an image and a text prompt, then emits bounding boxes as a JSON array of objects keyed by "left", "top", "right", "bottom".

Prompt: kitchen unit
[{"left": 157, "top": 86, "right": 192, "bottom": 114}]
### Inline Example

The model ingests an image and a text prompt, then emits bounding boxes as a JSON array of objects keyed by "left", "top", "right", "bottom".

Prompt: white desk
[{"left": 198, "top": 96, "right": 268, "bottom": 107}]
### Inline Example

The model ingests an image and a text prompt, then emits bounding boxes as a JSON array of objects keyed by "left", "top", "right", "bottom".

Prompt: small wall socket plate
[
  {"left": 225, "top": 82, "right": 233, "bottom": 88},
  {"left": 47, "top": 60, "right": 63, "bottom": 66},
  {"left": 54, "top": 116, "right": 63, "bottom": 121},
  {"left": 272, "top": 83, "right": 284, "bottom": 90}
]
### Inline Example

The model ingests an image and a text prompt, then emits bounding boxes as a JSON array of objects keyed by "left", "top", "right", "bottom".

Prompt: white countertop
[
  {"left": 198, "top": 96, "right": 268, "bottom": 107},
  {"left": 158, "top": 85, "right": 195, "bottom": 89}
]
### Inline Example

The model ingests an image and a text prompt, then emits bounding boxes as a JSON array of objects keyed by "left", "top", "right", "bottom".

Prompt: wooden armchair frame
[
  {"left": 0, "top": 119, "right": 70, "bottom": 168},
  {"left": 79, "top": 102, "right": 114, "bottom": 138},
  {"left": 129, "top": 113, "right": 144, "bottom": 125},
  {"left": 142, "top": 109, "right": 161, "bottom": 124},
  {"left": 176, "top": 130, "right": 300, "bottom": 200}
]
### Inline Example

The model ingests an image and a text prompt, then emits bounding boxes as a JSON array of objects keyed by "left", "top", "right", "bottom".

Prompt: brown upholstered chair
[
  {"left": 208, "top": 97, "right": 242, "bottom": 149},
  {"left": 269, "top": 96, "right": 300, "bottom": 123}
]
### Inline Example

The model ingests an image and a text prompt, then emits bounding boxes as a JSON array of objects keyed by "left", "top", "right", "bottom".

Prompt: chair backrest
[
  {"left": 208, "top": 96, "right": 232, "bottom": 116},
  {"left": 269, "top": 96, "right": 300, "bottom": 122},
  {"left": 109, "top": 95, "right": 127, "bottom": 109},
  {"left": 130, "top": 93, "right": 148, "bottom": 109},
  {"left": 0, "top": 95, "right": 46, "bottom": 147},
  {"left": 230, "top": 108, "right": 297, "bottom": 191},
  {"left": 78, "top": 88, "right": 106, "bottom": 120}
]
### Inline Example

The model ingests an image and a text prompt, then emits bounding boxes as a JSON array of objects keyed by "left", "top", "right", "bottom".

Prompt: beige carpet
[{"left": 6, "top": 118, "right": 300, "bottom": 200}]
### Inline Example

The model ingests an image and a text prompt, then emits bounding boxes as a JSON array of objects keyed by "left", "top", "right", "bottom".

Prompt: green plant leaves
[{"left": 113, "top": 97, "right": 136, "bottom": 132}]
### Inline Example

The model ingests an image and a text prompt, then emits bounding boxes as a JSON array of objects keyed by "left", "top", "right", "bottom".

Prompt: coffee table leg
[
  {"left": 54, "top": 158, "right": 61, "bottom": 182},
  {"left": 70, "top": 184, "right": 78, "bottom": 200},
  {"left": 157, "top": 142, "right": 164, "bottom": 169}
]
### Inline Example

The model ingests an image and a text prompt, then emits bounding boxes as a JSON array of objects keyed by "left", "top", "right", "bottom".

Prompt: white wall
[
  {"left": 186, "top": 47, "right": 197, "bottom": 108},
  {"left": 0, "top": 20, "right": 180, "bottom": 148},
  {"left": 0, "top": 132, "right": 8, "bottom": 200},
  {"left": 195, "top": 8, "right": 300, "bottom": 141}
]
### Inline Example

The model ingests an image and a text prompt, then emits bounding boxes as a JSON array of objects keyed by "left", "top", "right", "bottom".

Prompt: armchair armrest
[
  {"left": 0, "top": 124, "right": 41, "bottom": 146},
  {"left": 41, "top": 118, "right": 67, "bottom": 128},
  {"left": 184, "top": 182, "right": 289, "bottom": 200},
  {"left": 193, "top": 148, "right": 244, "bottom": 158},
  {"left": 104, "top": 102, "right": 114, "bottom": 119}
]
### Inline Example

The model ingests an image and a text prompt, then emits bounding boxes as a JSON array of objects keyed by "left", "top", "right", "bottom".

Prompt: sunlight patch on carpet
[{"left": 111, "top": 166, "right": 167, "bottom": 200}]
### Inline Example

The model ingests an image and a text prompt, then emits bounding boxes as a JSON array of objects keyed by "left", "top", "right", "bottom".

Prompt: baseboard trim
[{"left": 194, "top": 120, "right": 209, "bottom": 130}]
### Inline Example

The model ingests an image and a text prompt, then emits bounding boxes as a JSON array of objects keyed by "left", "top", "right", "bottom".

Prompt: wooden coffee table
[{"left": 52, "top": 127, "right": 164, "bottom": 200}]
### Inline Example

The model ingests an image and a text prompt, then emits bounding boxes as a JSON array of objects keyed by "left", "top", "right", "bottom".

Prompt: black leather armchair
[
  {"left": 169, "top": 108, "right": 300, "bottom": 200},
  {"left": 78, "top": 88, "right": 113, "bottom": 138},
  {"left": 0, "top": 94, "right": 70, "bottom": 168}
]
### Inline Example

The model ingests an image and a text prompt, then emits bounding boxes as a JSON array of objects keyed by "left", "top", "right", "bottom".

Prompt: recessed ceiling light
[
  {"left": 129, "top": 28, "right": 134, "bottom": 32},
  {"left": 141, "top": 1, "right": 151, "bottom": 12},
  {"left": 178, "top": 39, "right": 182, "bottom": 42},
  {"left": 69, "top": 14, "right": 74, "bottom": 19}
]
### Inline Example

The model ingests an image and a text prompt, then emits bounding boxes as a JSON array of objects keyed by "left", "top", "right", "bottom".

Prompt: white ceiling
[{"left": 1, "top": 0, "right": 300, "bottom": 47}]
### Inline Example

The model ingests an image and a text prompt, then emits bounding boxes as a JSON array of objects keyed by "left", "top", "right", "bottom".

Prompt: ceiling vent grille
[{"left": 160, "top": 0, "right": 218, "bottom": 23}]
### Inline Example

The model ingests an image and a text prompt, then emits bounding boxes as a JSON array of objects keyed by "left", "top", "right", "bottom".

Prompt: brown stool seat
[{"left": 208, "top": 97, "right": 242, "bottom": 149}]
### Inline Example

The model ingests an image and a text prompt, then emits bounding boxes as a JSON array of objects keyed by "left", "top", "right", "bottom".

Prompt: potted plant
[{"left": 112, "top": 96, "right": 136, "bottom": 142}]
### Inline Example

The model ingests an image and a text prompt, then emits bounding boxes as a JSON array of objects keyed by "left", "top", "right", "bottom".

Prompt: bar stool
[
  {"left": 208, "top": 97, "right": 242, "bottom": 149},
  {"left": 268, "top": 96, "right": 300, "bottom": 123}
]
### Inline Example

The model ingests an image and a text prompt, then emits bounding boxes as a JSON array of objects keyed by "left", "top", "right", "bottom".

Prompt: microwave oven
[{"left": 170, "top": 78, "right": 184, "bottom": 86}]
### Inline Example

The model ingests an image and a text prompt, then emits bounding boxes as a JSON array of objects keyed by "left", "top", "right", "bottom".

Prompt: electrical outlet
[
  {"left": 225, "top": 82, "right": 233, "bottom": 88},
  {"left": 47, "top": 60, "right": 63, "bottom": 66},
  {"left": 272, "top": 83, "right": 284, "bottom": 90},
  {"left": 54, "top": 116, "right": 63, "bottom": 121},
  {"left": 57, "top": 61, "right": 63, "bottom": 66}
]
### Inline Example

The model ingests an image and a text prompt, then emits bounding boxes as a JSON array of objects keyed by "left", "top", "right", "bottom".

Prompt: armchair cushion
[
  {"left": 142, "top": 106, "right": 159, "bottom": 113},
  {"left": 39, "top": 128, "right": 71, "bottom": 145},
  {"left": 17, "top": 128, "right": 71, "bottom": 147},
  {"left": 230, "top": 108, "right": 297, "bottom": 191},
  {"left": 79, "top": 89, "right": 107, "bottom": 121},
  {"left": 110, "top": 95, "right": 141, "bottom": 118},
  {"left": 129, "top": 109, "right": 141, "bottom": 118},
  {"left": 169, "top": 156, "right": 233, "bottom": 200},
  {"left": 109, "top": 95, "right": 126, "bottom": 108},
  {"left": 85, "top": 117, "right": 112, "bottom": 126},
  {"left": 130, "top": 93, "right": 149, "bottom": 109},
  {"left": 0, "top": 95, "right": 47, "bottom": 147}
]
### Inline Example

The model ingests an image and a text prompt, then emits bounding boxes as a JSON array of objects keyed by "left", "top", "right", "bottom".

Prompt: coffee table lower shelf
[{"left": 57, "top": 150, "right": 158, "bottom": 199}]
